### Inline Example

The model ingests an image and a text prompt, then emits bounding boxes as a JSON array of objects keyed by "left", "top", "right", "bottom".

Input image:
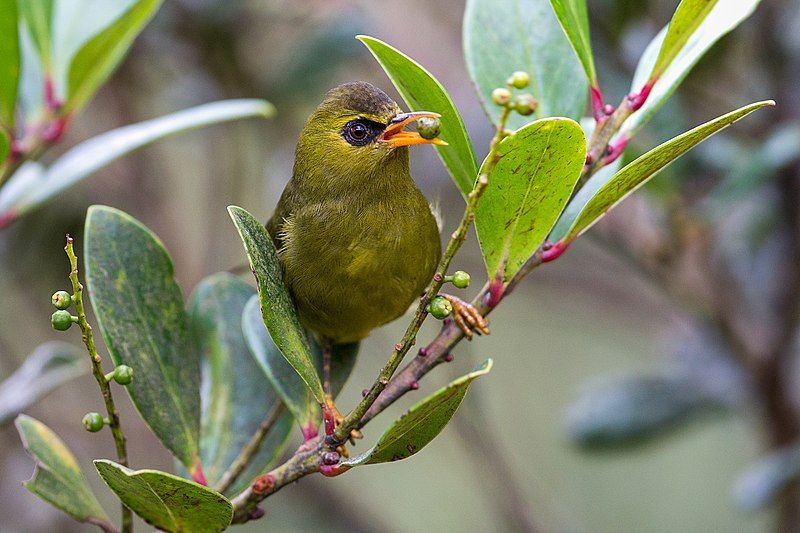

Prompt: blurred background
[{"left": 1, "top": 0, "right": 798, "bottom": 531}]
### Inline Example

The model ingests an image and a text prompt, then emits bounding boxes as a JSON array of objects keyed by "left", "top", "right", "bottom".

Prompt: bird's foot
[
  {"left": 324, "top": 395, "right": 363, "bottom": 456},
  {"left": 440, "top": 294, "right": 490, "bottom": 339}
]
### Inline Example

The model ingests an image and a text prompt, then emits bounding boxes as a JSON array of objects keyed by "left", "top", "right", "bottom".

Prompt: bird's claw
[
  {"left": 440, "top": 294, "right": 490, "bottom": 339},
  {"left": 325, "top": 395, "right": 362, "bottom": 455}
]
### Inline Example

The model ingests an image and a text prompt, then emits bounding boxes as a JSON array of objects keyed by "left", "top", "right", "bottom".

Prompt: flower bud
[
  {"left": 51, "top": 310, "right": 73, "bottom": 331},
  {"left": 113, "top": 365, "right": 134, "bottom": 385},
  {"left": 491, "top": 87, "right": 512, "bottom": 106},
  {"left": 513, "top": 94, "right": 537, "bottom": 116},
  {"left": 82, "top": 412, "right": 104, "bottom": 432},
  {"left": 507, "top": 71, "right": 530, "bottom": 89},
  {"left": 51, "top": 290, "right": 72, "bottom": 310},
  {"left": 428, "top": 296, "right": 453, "bottom": 320},
  {"left": 451, "top": 271, "right": 471, "bottom": 289},
  {"left": 416, "top": 117, "right": 441, "bottom": 140}
]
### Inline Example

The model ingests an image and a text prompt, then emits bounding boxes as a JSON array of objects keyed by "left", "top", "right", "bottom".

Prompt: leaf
[
  {"left": 647, "top": 0, "right": 719, "bottom": 83},
  {"left": 565, "top": 374, "right": 722, "bottom": 448},
  {"left": 188, "top": 273, "right": 292, "bottom": 496},
  {"left": 562, "top": 100, "right": 773, "bottom": 242},
  {"left": 85, "top": 205, "right": 201, "bottom": 473},
  {"left": 343, "top": 359, "right": 492, "bottom": 467},
  {"left": 357, "top": 35, "right": 478, "bottom": 196},
  {"left": 0, "top": 99, "right": 274, "bottom": 227},
  {"left": 65, "top": 0, "right": 162, "bottom": 113},
  {"left": 549, "top": 0, "right": 596, "bottom": 86},
  {"left": 17, "top": 0, "right": 52, "bottom": 70},
  {"left": 464, "top": 0, "right": 587, "bottom": 129},
  {"left": 733, "top": 445, "right": 800, "bottom": 511},
  {"left": 621, "top": 0, "right": 761, "bottom": 138},
  {"left": 95, "top": 460, "right": 232, "bottom": 533},
  {"left": 15, "top": 415, "right": 111, "bottom": 528},
  {"left": 228, "top": 206, "right": 324, "bottom": 404},
  {"left": 0, "top": 0, "right": 20, "bottom": 128},
  {"left": 243, "top": 295, "right": 359, "bottom": 437},
  {"left": 474, "top": 118, "right": 585, "bottom": 282},
  {"left": 0, "top": 342, "right": 86, "bottom": 426}
]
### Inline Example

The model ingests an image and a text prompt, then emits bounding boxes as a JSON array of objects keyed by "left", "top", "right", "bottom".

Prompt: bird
[{"left": 266, "top": 82, "right": 488, "bottom": 428}]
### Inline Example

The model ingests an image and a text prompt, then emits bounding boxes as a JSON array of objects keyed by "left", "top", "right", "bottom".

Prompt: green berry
[
  {"left": 113, "top": 365, "right": 134, "bottom": 385},
  {"left": 452, "top": 271, "right": 471, "bottom": 289},
  {"left": 51, "top": 290, "right": 72, "bottom": 310},
  {"left": 513, "top": 94, "right": 537, "bottom": 116},
  {"left": 82, "top": 412, "right": 104, "bottom": 432},
  {"left": 491, "top": 87, "right": 512, "bottom": 106},
  {"left": 416, "top": 117, "right": 441, "bottom": 140},
  {"left": 507, "top": 71, "right": 530, "bottom": 89},
  {"left": 51, "top": 310, "right": 73, "bottom": 331},
  {"left": 428, "top": 296, "right": 453, "bottom": 320}
]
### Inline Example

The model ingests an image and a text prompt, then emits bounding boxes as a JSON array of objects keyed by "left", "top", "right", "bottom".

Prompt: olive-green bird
[{"left": 266, "top": 82, "right": 487, "bottom": 417}]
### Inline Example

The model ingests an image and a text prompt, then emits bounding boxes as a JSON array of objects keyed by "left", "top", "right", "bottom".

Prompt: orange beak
[{"left": 379, "top": 111, "right": 448, "bottom": 147}]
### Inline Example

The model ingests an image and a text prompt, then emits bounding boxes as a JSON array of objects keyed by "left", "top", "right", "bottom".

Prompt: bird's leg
[
  {"left": 439, "top": 294, "right": 490, "bottom": 339},
  {"left": 320, "top": 338, "right": 361, "bottom": 453}
]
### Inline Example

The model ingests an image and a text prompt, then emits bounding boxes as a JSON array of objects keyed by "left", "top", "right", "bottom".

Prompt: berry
[
  {"left": 113, "top": 365, "right": 134, "bottom": 385},
  {"left": 51, "top": 310, "right": 73, "bottom": 331},
  {"left": 416, "top": 117, "right": 441, "bottom": 140},
  {"left": 507, "top": 71, "right": 530, "bottom": 89},
  {"left": 51, "top": 290, "right": 72, "bottom": 310},
  {"left": 513, "top": 94, "right": 537, "bottom": 116},
  {"left": 82, "top": 412, "right": 104, "bottom": 432},
  {"left": 451, "top": 271, "right": 471, "bottom": 289},
  {"left": 428, "top": 296, "right": 452, "bottom": 320},
  {"left": 491, "top": 87, "right": 512, "bottom": 106}
]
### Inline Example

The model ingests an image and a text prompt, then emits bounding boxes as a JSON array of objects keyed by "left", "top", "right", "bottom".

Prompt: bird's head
[{"left": 294, "top": 82, "right": 445, "bottom": 185}]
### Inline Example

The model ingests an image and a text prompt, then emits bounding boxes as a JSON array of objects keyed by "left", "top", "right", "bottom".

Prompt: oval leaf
[
  {"left": 227, "top": 206, "right": 324, "bottom": 404},
  {"left": 15, "top": 415, "right": 111, "bottom": 528},
  {"left": 621, "top": 0, "right": 760, "bottom": 138},
  {"left": 0, "top": 0, "right": 19, "bottom": 129},
  {"left": 564, "top": 100, "right": 773, "bottom": 241},
  {"left": 475, "top": 118, "right": 585, "bottom": 282},
  {"left": 94, "top": 459, "right": 232, "bottom": 533},
  {"left": 0, "top": 341, "right": 86, "bottom": 426},
  {"left": 343, "top": 359, "right": 492, "bottom": 467},
  {"left": 549, "top": 0, "right": 596, "bottom": 86},
  {"left": 85, "top": 205, "right": 201, "bottom": 472},
  {"left": 464, "top": 0, "right": 587, "bottom": 129},
  {"left": 0, "top": 99, "right": 275, "bottom": 226},
  {"left": 188, "top": 273, "right": 292, "bottom": 496},
  {"left": 733, "top": 446, "right": 800, "bottom": 511},
  {"left": 357, "top": 35, "right": 477, "bottom": 196}
]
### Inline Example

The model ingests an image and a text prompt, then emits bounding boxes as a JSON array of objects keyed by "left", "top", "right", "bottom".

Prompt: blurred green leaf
[
  {"left": 475, "top": 118, "right": 585, "bottom": 282},
  {"left": 95, "top": 459, "right": 232, "bottom": 533},
  {"left": 733, "top": 445, "right": 800, "bottom": 511},
  {"left": 15, "top": 415, "right": 111, "bottom": 528},
  {"left": 0, "top": 0, "right": 19, "bottom": 129},
  {"left": 0, "top": 99, "right": 274, "bottom": 228},
  {"left": 17, "top": 0, "right": 52, "bottom": 70},
  {"left": 65, "top": 0, "right": 162, "bottom": 113},
  {"left": 549, "top": 0, "right": 596, "bottom": 86},
  {"left": 0, "top": 342, "right": 86, "bottom": 426},
  {"left": 228, "top": 206, "right": 324, "bottom": 404},
  {"left": 464, "top": 0, "right": 587, "bottom": 129},
  {"left": 357, "top": 35, "right": 478, "bottom": 197},
  {"left": 566, "top": 374, "right": 721, "bottom": 448},
  {"left": 85, "top": 205, "right": 201, "bottom": 474},
  {"left": 343, "top": 359, "right": 492, "bottom": 467},
  {"left": 621, "top": 0, "right": 761, "bottom": 138},
  {"left": 188, "top": 273, "right": 292, "bottom": 497},
  {"left": 563, "top": 100, "right": 773, "bottom": 242}
]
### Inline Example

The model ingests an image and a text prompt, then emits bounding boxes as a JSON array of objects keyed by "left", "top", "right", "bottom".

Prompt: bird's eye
[{"left": 342, "top": 119, "right": 379, "bottom": 146}]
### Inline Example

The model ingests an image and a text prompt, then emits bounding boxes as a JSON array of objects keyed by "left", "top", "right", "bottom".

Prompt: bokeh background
[{"left": 1, "top": 0, "right": 798, "bottom": 531}]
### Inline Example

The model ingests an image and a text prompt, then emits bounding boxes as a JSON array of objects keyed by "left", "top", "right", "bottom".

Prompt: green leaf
[
  {"left": 563, "top": 100, "right": 773, "bottom": 242},
  {"left": 85, "top": 205, "right": 201, "bottom": 473},
  {"left": 733, "top": 445, "right": 800, "bottom": 511},
  {"left": 17, "top": 0, "right": 51, "bottom": 70},
  {"left": 343, "top": 359, "right": 492, "bottom": 467},
  {"left": 0, "top": 99, "right": 274, "bottom": 227},
  {"left": 65, "top": 0, "right": 162, "bottom": 113},
  {"left": 243, "top": 296, "right": 359, "bottom": 437},
  {"left": 621, "top": 0, "right": 760, "bottom": 138},
  {"left": 95, "top": 459, "right": 232, "bottom": 533},
  {"left": 15, "top": 415, "right": 111, "bottom": 528},
  {"left": 0, "top": 0, "right": 20, "bottom": 128},
  {"left": 188, "top": 273, "right": 292, "bottom": 497},
  {"left": 475, "top": 118, "right": 585, "bottom": 282},
  {"left": 647, "top": 0, "right": 719, "bottom": 83},
  {"left": 357, "top": 35, "right": 478, "bottom": 197},
  {"left": 566, "top": 374, "right": 723, "bottom": 448},
  {"left": 227, "top": 206, "right": 325, "bottom": 404},
  {"left": 464, "top": 0, "right": 587, "bottom": 129},
  {"left": 0, "top": 342, "right": 86, "bottom": 426},
  {"left": 549, "top": 0, "right": 596, "bottom": 86}
]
